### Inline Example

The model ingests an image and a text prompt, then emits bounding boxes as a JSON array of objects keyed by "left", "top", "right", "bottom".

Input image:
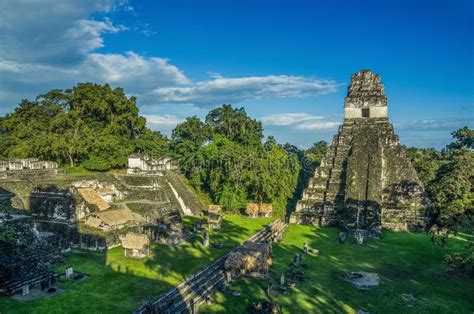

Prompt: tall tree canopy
[
  {"left": 406, "top": 126, "right": 473, "bottom": 241},
  {"left": 170, "top": 105, "right": 299, "bottom": 216},
  {"left": 0, "top": 83, "right": 168, "bottom": 170}
]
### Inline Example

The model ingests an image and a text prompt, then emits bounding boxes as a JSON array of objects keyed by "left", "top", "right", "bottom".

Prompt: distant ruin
[
  {"left": 0, "top": 159, "right": 62, "bottom": 179},
  {"left": 0, "top": 166, "right": 204, "bottom": 296},
  {"left": 121, "top": 233, "right": 150, "bottom": 258},
  {"left": 127, "top": 155, "right": 178, "bottom": 174},
  {"left": 290, "top": 70, "right": 428, "bottom": 236},
  {"left": 0, "top": 159, "right": 57, "bottom": 171}
]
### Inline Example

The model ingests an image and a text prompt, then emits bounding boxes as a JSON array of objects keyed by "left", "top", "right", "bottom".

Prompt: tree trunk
[{"left": 68, "top": 153, "right": 74, "bottom": 167}]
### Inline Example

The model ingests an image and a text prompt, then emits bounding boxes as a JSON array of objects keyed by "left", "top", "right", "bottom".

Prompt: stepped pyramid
[{"left": 290, "top": 70, "right": 428, "bottom": 236}]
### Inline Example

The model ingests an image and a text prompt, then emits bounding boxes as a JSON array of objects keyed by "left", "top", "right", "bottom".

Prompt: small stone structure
[
  {"left": 84, "top": 208, "right": 135, "bottom": 231},
  {"left": 259, "top": 203, "right": 273, "bottom": 217},
  {"left": 0, "top": 159, "right": 61, "bottom": 180},
  {"left": 290, "top": 70, "right": 428, "bottom": 236},
  {"left": 245, "top": 203, "right": 273, "bottom": 218},
  {"left": 224, "top": 241, "right": 272, "bottom": 279},
  {"left": 207, "top": 204, "right": 222, "bottom": 214},
  {"left": 0, "top": 159, "right": 57, "bottom": 171},
  {"left": 248, "top": 301, "right": 281, "bottom": 314},
  {"left": 207, "top": 213, "right": 222, "bottom": 230},
  {"left": 245, "top": 203, "right": 259, "bottom": 217},
  {"left": 343, "top": 271, "right": 380, "bottom": 289},
  {"left": 96, "top": 188, "right": 116, "bottom": 203},
  {"left": 65, "top": 266, "right": 73, "bottom": 279},
  {"left": 270, "top": 219, "right": 286, "bottom": 242},
  {"left": 121, "top": 233, "right": 150, "bottom": 258},
  {"left": 21, "top": 284, "right": 29, "bottom": 296},
  {"left": 202, "top": 231, "right": 210, "bottom": 248},
  {"left": 77, "top": 188, "right": 110, "bottom": 211},
  {"left": 127, "top": 155, "right": 177, "bottom": 174}
]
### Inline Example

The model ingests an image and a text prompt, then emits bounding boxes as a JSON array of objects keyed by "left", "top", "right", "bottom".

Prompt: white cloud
[
  {"left": 261, "top": 113, "right": 324, "bottom": 126},
  {"left": 394, "top": 117, "right": 474, "bottom": 130},
  {"left": 81, "top": 52, "right": 189, "bottom": 92},
  {"left": 144, "top": 114, "right": 185, "bottom": 136},
  {"left": 144, "top": 114, "right": 185, "bottom": 127},
  {"left": 296, "top": 121, "right": 340, "bottom": 130},
  {"left": 262, "top": 113, "right": 340, "bottom": 131},
  {"left": 0, "top": 52, "right": 189, "bottom": 104},
  {"left": 0, "top": 0, "right": 339, "bottom": 114},
  {"left": 0, "top": 0, "right": 125, "bottom": 65},
  {"left": 149, "top": 75, "right": 337, "bottom": 107}
]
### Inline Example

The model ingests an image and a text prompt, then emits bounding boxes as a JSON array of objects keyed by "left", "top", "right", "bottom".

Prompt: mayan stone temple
[{"left": 290, "top": 70, "right": 428, "bottom": 237}]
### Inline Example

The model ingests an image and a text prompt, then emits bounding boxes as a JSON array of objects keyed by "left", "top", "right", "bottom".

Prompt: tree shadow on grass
[{"left": 142, "top": 217, "right": 266, "bottom": 283}]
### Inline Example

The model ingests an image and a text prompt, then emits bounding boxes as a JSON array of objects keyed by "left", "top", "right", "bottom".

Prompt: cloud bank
[
  {"left": 262, "top": 113, "right": 340, "bottom": 131},
  {"left": 0, "top": 0, "right": 338, "bottom": 114}
]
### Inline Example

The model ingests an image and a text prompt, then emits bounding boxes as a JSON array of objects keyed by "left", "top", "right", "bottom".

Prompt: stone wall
[
  {"left": 0, "top": 159, "right": 58, "bottom": 171},
  {"left": 127, "top": 155, "right": 178, "bottom": 174},
  {"left": 344, "top": 106, "right": 387, "bottom": 119},
  {"left": 29, "top": 185, "right": 76, "bottom": 222},
  {"left": 0, "top": 218, "right": 66, "bottom": 295}
]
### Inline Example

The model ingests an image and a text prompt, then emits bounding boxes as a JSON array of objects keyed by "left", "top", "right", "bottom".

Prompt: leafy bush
[
  {"left": 82, "top": 156, "right": 111, "bottom": 171},
  {"left": 443, "top": 241, "right": 474, "bottom": 278}
]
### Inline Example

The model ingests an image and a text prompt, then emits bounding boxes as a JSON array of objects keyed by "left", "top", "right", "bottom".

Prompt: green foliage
[
  {"left": 0, "top": 225, "right": 16, "bottom": 245},
  {"left": 0, "top": 215, "right": 270, "bottom": 313},
  {"left": 134, "top": 129, "right": 169, "bottom": 157},
  {"left": 405, "top": 147, "right": 445, "bottom": 187},
  {"left": 443, "top": 239, "right": 474, "bottom": 278},
  {"left": 446, "top": 126, "right": 474, "bottom": 150},
  {"left": 427, "top": 149, "right": 473, "bottom": 231},
  {"left": 406, "top": 128, "right": 473, "bottom": 237},
  {"left": 0, "top": 83, "right": 169, "bottom": 170},
  {"left": 218, "top": 185, "right": 247, "bottom": 212},
  {"left": 205, "top": 104, "right": 263, "bottom": 146},
  {"left": 170, "top": 116, "right": 211, "bottom": 178},
  {"left": 305, "top": 140, "right": 329, "bottom": 169},
  {"left": 284, "top": 141, "right": 329, "bottom": 213},
  {"left": 202, "top": 224, "right": 474, "bottom": 313},
  {"left": 82, "top": 156, "right": 111, "bottom": 171},
  {"left": 170, "top": 105, "right": 299, "bottom": 216}
]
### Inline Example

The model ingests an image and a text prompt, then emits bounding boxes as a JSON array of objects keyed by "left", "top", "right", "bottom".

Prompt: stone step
[{"left": 136, "top": 221, "right": 286, "bottom": 313}]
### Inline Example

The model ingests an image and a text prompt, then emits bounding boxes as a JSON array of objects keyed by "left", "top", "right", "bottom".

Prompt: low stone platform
[
  {"left": 10, "top": 284, "right": 64, "bottom": 302},
  {"left": 343, "top": 271, "right": 380, "bottom": 289}
]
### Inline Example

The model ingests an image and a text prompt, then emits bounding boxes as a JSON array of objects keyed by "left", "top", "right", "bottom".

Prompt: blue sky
[{"left": 0, "top": 0, "right": 472, "bottom": 149}]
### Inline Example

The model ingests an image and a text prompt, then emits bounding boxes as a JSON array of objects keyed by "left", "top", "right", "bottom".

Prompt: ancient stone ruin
[
  {"left": 246, "top": 203, "right": 274, "bottom": 218},
  {"left": 127, "top": 154, "right": 178, "bottom": 174},
  {"left": 207, "top": 205, "right": 222, "bottom": 229},
  {"left": 290, "top": 70, "right": 428, "bottom": 236},
  {"left": 0, "top": 159, "right": 62, "bottom": 180},
  {"left": 0, "top": 159, "right": 58, "bottom": 171},
  {"left": 121, "top": 233, "right": 150, "bottom": 258},
  {"left": 0, "top": 220, "right": 64, "bottom": 296},
  {"left": 224, "top": 241, "right": 272, "bottom": 279}
]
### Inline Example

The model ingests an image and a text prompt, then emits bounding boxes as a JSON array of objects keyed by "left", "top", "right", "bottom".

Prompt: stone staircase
[
  {"left": 135, "top": 220, "right": 287, "bottom": 314},
  {"left": 290, "top": 119, "right": 428, "bottom": 233},
  {"left": 0, "top": 222, "right": 65, "bottom": 296}
]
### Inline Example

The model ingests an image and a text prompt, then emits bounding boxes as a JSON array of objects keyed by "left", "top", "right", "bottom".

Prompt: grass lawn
[
  {"left": 201, "top": 224, "right": 474, "bottom": 314},
  {"left": 0, "top": 215, "right": 272, "bottom": 314}
]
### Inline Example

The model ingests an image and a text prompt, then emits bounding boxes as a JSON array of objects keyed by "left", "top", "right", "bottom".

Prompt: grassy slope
[
  {"left": 0, "top": 215, "right": 272, "bottom": 314},
  {"left": 202, "top": 224, "right": 474, "bottom": 314}
]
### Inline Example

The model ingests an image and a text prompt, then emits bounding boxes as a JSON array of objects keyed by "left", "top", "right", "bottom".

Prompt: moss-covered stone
[{"left": 291, "top": 70, "right": 428, "bottom": 235}]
